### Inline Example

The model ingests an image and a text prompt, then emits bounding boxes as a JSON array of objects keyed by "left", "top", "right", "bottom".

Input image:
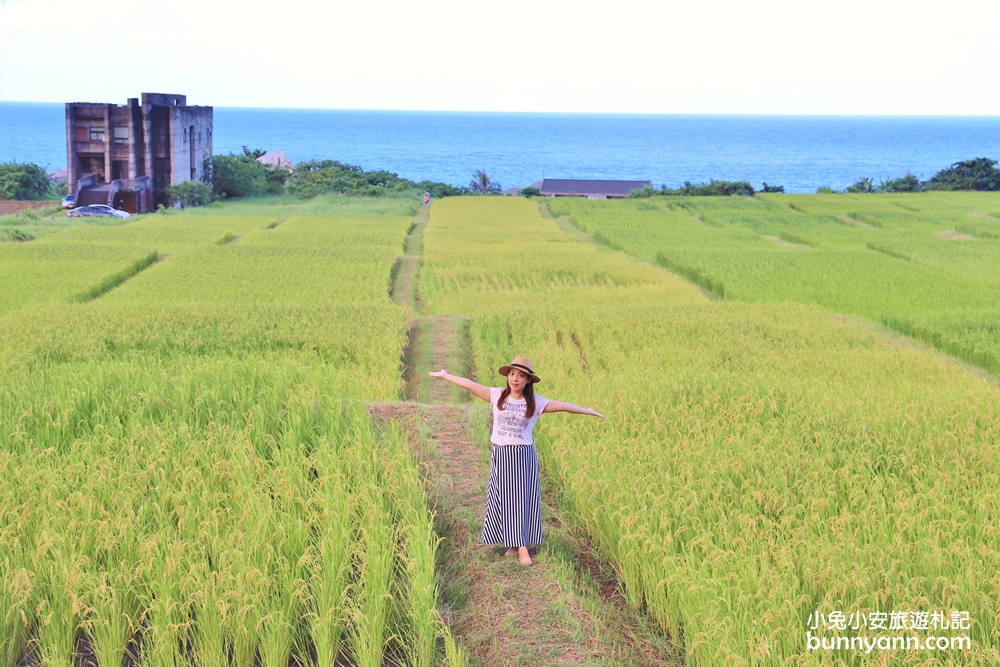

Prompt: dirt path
[
  {"left": 838, "top": 214, "right": 876, "bottom": 228},
  {"left": 935, "top": 230, "right": 977, "bottom": 240},
  {"left": 969, "top": 211, "right": 1000, "bottom": 223},
  {"left": 0, "top": 200, "right": 58, "bottom": 216},
  {"left": 763, "top": 235, "right": 809, "bottom": 250},
  {"left": 369, "top": 403, "right": 681, "bottom": 667},
  {"left": 373, "top": 204, "right": 682, "bottom": 666}
]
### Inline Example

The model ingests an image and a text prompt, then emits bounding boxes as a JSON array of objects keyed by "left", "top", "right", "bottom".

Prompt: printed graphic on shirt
[
  {"left": 496, "top": 399, "right": 530, "bottom": 441},
  {"left": 490, "top": 387, "right": 549, "bottom": 446}
]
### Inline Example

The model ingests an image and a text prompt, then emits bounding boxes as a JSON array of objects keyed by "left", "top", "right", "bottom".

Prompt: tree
[
  {"left": 929, "top": 158, "right": 1000, "bottom": 191},
  {"left": 877, "top": 173, "right": 924, "bottom": 193},
  {"left": 845, "top": 177, "right": 875, "bottom": 193},
  {"left": 0, "top": 162, "right": 52, "bottom": 200},
  {"left": 469, "top": 169, "right": 501, "bottom": 194},
  {"left": 204, "top": 147, "right": 273, "bottom": 199}
]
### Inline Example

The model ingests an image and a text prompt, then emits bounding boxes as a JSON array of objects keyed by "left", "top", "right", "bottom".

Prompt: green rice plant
[
  {"left": 377, "top": 422, "right": 441, "bottom": 667},
  {"left": 138, "top": 540, "right": 192, "bottom": 667},
  {"left": 71, "top": 250, "right": 160, "bottom": 302},
  {"left": 0, "top": 242, "right": 158, "bottom": 317},
  {"left": 35, "top": 551, "right": 89, "bottom": 667},
  {"left": 254, "top": 457, "right": 312, "bottom": 667},
  {"left": 188, "top": 569, "right": 228, "bottom": 667},
  {"left": 344, "top": 467, "right": 397, "bottom": 667},
  {"left": 85, "top": 567, "right": 142, "bottom": 667},
  {"left": 441, "top": 630, "right": 469, "bottom": 667},
  {"left": 223, "top": 561, "right": 261, "bottom": 667},
  {"left": 0, "top": 546, "right": 33, "bottom": 667},
  {"left": 307, "top": 447, "right": 353, "bottom": 667}
]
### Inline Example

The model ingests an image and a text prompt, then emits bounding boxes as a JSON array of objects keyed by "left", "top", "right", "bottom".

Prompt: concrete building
[
  {"left": 66, "top": 93, "right": 212, "bottom": 212},
  {"left": 537, "top": 179, "right": 652, "bottom": 199}
]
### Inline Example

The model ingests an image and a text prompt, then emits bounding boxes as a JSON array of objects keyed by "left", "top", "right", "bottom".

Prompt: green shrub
[
  {"left": 289, "top": 160, "right": 464, "bottom": 199},
  {"left": 626, "top": 186, "right": 657, "bottom": 199},
  {"left": 663, "top": 180, "right": 756, "bottom": 197},
  {"left": 519, "top": 187, "right": 541, "bottom": 198},
  {"left": 877, "top": 173, "right": 924, "bottom": 193},
  {"left": 165, "top": 180, "right": 213, "bottom": 207},
  {"left": 0, "top": 162, "right": 52, "bottom": 200},
  {"left": 845, "top": 177, "right": 875, "bottom": 193},
  {"left": 204, "top": 147, "right": 288, "bottom": 199}
]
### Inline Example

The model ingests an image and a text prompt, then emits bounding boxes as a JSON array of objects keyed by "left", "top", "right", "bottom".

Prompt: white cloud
[{"left": 0, "top": 0, "right": 996, "bottom": 114}]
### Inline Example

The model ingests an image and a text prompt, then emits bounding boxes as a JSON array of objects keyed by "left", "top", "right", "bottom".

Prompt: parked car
[
  {"left": 60, "top": 194, "right": 77, "bottom": 209},
  {"left": 66, "top": 204, "right": 130, "bottom": 220}
]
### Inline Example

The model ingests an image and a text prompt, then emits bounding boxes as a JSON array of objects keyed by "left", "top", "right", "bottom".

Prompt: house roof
[
  {"left": 539, "top": 179, "right": 651, "bottom": 197},
  {"left": 257, "top": 151, "right": 294, "bottom": 171}
]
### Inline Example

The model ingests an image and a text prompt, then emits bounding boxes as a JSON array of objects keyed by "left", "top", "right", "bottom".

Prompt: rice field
[
  {"left": 0, "top": 198, "right": 464, "bottom": 667},
  {"left": 5, "top": 192, "right": 998, "bottom": 667},
  {"left": 420, "top": 197, "right": 999, "bottom": 666},
  {"left": 548, "top": 192, "right": 1000, "bottom": 374}
]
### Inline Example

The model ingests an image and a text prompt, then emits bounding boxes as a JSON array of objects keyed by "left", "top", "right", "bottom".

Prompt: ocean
[{"left": 3, "top": 102, "right": 1000, "bottom": 194}]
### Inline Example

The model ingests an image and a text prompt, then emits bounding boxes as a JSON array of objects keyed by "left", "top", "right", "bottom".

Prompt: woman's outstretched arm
[
  {"left": 427, "top": 369, "right": 491, "bottom": 402},
  {"left": 542, "top": 400, "right": 605, "bottom": 418}
]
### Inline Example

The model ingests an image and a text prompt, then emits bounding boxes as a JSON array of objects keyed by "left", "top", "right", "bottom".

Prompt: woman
[{"left": 429, "top": 356, "right": 604, "bottom": 565}]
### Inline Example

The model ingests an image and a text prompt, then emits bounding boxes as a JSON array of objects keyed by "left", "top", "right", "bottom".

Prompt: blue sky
[{"left": 0, "top": 0, "right": 996, "bottom": 115}]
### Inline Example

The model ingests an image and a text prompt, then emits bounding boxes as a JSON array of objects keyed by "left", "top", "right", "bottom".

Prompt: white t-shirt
[{"left": 489, "top": 386, "right": 550, "bottom": 446}]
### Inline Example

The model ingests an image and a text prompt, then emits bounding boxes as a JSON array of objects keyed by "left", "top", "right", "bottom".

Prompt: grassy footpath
[{"left": 383, "top": 201, "right": 680, "bottom": 665}]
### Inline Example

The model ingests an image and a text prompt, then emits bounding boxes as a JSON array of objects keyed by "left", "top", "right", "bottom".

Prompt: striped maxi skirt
[{"left": 480, "top": 443, "right": 543, "bottom": 549}]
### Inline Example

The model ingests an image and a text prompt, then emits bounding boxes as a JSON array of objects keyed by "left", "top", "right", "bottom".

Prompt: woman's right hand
[{"left": 427, "top": 369, "right": 448, "bottom": 378}]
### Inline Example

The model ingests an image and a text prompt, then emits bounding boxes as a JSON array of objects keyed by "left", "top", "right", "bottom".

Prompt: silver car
[{"left": 67, "top": 204, "right": 131, "bottom": 220}]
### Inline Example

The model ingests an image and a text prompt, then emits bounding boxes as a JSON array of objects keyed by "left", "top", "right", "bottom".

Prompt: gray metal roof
[{"left": 539, "top": 179, "right": 651, "bottom": 197}]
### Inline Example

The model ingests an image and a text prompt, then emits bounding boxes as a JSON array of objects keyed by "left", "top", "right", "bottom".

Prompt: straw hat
[{"left": 498, "top": 356, "right": 541, "bottom": 384}]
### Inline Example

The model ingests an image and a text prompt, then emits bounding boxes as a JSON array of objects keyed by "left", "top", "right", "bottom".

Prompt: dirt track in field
[
  {"left": 371, "top": 203, "right": 683, "bottom": 666},
  {"left": 0, "top": 200, "right": 57, "bottom": 216}
]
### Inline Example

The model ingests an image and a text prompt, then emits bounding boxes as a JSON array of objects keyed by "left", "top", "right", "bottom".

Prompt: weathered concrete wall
[
  {"left": 170, "top": 105, "right": 213, "bottom": 185},
  {"left": 66, "top": 93, "right": 212, "bottom": 207}
]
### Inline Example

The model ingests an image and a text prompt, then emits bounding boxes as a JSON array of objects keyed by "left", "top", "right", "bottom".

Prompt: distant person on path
[
  {"left": 429, "top": 357, "right": 604, "bottom": 565},
  {"left": 424, "top": 191, "right": 430, "bottom": 208}
]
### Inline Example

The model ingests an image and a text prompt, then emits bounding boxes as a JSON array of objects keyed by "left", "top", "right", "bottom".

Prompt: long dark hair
[{"left": 498, "top": 380, "right": 536, "bottom": 418}]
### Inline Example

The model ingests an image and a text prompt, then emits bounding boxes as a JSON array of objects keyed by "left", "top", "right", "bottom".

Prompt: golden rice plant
[{"left": 421, "top": 196, "right": 1000, "bottom": 665}]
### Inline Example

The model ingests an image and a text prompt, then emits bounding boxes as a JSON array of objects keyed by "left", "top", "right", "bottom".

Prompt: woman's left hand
[{"left": 589, "top": 408, "right": 605, "bottom": 419}]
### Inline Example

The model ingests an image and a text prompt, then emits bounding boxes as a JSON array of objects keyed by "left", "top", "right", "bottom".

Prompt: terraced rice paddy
[
  {"left": 3, "top": 192, "right": 998, "bottom": 666},
  {"left": 420, "top": 197, "right": 999, "bottom": 666},
  {"left": 0, "top": 199, "right": 464, "bottom": 667},
  {"left": 549, "top": 192, "right": 1000, "bottom": 375}
]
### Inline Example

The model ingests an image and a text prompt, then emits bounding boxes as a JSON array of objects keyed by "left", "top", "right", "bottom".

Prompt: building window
[
  {"left": 89, "top": 127, "right": 105, "bottom": 142},
  {"left": 113, "top": 126, "right": 129, "bottom": 145},
  {"left": 75, "top": 127, "right": 88, "bottom": 142},
  {"left": 183, "top": 129, "right": 188, "bottom": 143}
]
